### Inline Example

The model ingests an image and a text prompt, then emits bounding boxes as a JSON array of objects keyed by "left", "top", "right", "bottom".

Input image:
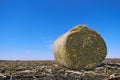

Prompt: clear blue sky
[{"left": 0, "top": 0, "right": 120, "bottom": 60}]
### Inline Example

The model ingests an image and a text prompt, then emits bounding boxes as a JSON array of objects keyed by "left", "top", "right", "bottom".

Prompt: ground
[{"left": 0, "top": 58, "right": 120, "bottom": 80}]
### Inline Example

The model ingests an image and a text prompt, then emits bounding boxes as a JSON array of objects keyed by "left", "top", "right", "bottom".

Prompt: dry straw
[{"left": 53, "top": 25, "right": 107, "bottom": 70}]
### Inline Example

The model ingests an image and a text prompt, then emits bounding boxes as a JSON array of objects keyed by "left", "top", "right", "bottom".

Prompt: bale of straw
[{"left": 53, "top": 25, "right": 107, "bottom": 70}]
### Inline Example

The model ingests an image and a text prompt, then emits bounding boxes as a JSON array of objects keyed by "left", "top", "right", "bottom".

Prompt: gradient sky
[{"left": 0, "top": 0, "right": 120, "bottom": 60}]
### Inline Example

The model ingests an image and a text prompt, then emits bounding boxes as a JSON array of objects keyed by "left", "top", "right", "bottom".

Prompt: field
[{"left": 0, "top": 58, "right": 120, "bottom": 80}]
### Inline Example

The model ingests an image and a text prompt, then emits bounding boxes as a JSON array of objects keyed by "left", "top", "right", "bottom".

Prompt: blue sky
[{"left": 0, "top": 0, "right": 120, "bottom": 60}]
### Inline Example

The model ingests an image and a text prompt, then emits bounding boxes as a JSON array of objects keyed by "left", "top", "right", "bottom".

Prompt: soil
[{"left": 0, "top": 58, "right": 120, "bottom": 80}]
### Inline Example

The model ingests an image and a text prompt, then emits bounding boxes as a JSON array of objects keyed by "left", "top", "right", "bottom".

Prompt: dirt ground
[{"left": 0, "top": 58, "right": 120, "bottom": 80}]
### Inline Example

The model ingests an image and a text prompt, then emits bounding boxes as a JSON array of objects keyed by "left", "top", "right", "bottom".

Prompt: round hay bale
[{"left": 53, "top": 25, "right": 107, "bottom": 70}]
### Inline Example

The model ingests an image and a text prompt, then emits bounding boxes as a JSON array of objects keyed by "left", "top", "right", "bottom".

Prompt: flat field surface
[{"left": 0, "top": 58, "right": 120, "bottom": 80}]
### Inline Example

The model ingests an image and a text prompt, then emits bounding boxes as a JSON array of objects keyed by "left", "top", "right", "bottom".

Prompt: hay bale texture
[{"left": 53, "top": 25, "right": 107, "bottom": 70}]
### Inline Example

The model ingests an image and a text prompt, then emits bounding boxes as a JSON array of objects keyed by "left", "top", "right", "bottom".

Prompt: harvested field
[{"left": 0, "top": 59, "right": 120, "bottom": 80}]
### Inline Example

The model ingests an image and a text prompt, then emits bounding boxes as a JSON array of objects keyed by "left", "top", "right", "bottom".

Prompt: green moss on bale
[{"left": 53, "top": 25, "right": 107, "bottom": 71}]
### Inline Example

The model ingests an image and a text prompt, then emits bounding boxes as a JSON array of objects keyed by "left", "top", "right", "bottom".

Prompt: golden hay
[{"left": 53, "top": 25, "right": 107, "bottom": 70}]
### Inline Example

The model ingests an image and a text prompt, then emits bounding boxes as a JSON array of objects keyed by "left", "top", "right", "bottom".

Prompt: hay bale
[{"left": 53, "top": 25, "right": 107, "bottom": 70}]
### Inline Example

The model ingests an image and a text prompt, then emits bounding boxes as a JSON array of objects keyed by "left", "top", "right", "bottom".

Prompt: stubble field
[{"left": 0, "top": 58, "right": 120, "bottom": 80}]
